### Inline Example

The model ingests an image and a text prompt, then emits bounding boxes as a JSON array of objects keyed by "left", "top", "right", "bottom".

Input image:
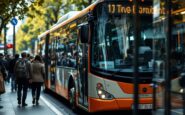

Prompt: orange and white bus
[{"left": 38, "top": 0, "right": 155, "bottom": 112}]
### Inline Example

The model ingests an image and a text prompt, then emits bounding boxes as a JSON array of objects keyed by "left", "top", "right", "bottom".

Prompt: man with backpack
[{"left": 14, "top": 52, "right": 32, "bottom": 107}]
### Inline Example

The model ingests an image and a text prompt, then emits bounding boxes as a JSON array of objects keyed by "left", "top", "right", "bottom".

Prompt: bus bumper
[{"left": 88, "top": 97, "right": 152, "bottom": 112}]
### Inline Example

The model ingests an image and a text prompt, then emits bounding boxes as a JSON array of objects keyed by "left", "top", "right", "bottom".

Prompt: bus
[{"left": 37, "top": 0, "right": 157, "bottom": 112}]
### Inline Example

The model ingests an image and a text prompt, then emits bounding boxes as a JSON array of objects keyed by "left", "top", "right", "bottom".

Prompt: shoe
[
  {"left": 22, "top": 103, "right": 28, "bottom": 107},
  {"left": 36, "top": 101, "right": 39, "bottom": 105},
  {"left": 32, "top": 98, "right": 35, "bottom": 104},
  {"left": 18, "top": 100, "right": 21, "bottom": 105}
]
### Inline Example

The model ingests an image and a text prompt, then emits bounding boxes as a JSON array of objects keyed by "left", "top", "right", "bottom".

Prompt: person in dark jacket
[
  {"left": 0, "top": 53, "right": 7, "bottom": 80},
  {"left": 5, "top": 54, "right": 11, "bottom": 83},
  {"left": 0, "top": 61, "right": 7, "bottom": 109},
  {"left": 14, "top": 52, "right": 31, "bottom": 107},
  {"left": 9, "top": 54, "right": 19, "bottom": 92}
]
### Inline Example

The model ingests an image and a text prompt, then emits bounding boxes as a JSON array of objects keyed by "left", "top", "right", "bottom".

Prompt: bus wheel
[{"left": 69, "top": 86, "right": 77, "bottom": 111}]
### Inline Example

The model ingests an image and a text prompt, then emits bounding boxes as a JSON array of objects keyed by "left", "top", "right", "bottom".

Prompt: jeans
[
  {"left": 10, "top": 73, "right": 16, "bottom": 91},
  {"left": 17, "top": 78, "right": 29, "bottom": 104},
  {"left": 31, "top": 82, "right": 43, "bottom": 101}
]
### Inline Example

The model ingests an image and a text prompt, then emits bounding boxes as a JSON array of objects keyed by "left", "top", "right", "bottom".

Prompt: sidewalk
[{"left": 0, "top": 83, "right": 56, "bottom": 115}]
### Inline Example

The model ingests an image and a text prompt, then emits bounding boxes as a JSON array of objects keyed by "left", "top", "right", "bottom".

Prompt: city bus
[{"left": 37, "top": 0, "right": 157, "bottom": 112}]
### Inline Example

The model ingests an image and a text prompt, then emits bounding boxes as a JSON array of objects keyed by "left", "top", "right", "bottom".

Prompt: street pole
[
  {"left": 133, "top": 0, "right": 139, "bottom": 114},
  {"left": 4, "top": 25, "right": 7, "bottom": 55},
  {"left": 45, "top": 21, "right": 49, "bottom": 85},
  {"left": 10, "top": 17, "right": 18, "bottom": 56},
  {"left": 165, "top": 0, "right": 172, "bottom": 115},
  {"left": 183, "top": 90, "right": 185, "bottom": 115},
  {"left": 13, "top": 25, "right": 15, "bottom": 56}
]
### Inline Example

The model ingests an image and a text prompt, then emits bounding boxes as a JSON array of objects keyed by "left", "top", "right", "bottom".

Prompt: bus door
[
  {"left": 77, "top": 43, "right": 88, "bottom": 108},
  {"left": 49, "top": 39, "right": 57, "bottom": 91}
]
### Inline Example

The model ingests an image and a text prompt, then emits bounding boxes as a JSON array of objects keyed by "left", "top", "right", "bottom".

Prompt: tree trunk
[
  {"left": 0, "top": 17, "right": 9, "bottom": 35},
  {"left": 0, "top": 28, "right": 2, "bottom": 35},
  {"left": 88, "top": 0, "right": 92, "bottom": 5},
  {"left": 0, "top": 21, "right": 4, "bottom": 35}
]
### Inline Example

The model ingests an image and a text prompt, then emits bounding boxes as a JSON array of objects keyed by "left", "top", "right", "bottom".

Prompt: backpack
[{"left": 15, "top": 59, "right": 28, "bottom": 78}]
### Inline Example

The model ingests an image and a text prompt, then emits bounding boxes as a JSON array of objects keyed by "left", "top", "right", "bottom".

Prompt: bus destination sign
[{"left": 108, "top": 4, "right": 165, "bottom": 15}]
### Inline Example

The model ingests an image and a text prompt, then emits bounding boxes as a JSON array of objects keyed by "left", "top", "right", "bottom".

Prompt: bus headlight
[
  {"left": 180, "top": 89, "right": 184, "bottom": 93},
  {"left": 98, "top": 90, "right": 103, "bottom": 95},
  {"left": 101, "top": 94, "right": 106, "bottom": 99},
  {"left": 96, "top": 83, "right": 114, "bottom": 100}
]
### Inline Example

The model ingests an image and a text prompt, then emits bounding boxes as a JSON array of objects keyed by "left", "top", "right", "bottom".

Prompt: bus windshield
[{"left": 91, "top": 2, "right": 154, "bottom": 74}]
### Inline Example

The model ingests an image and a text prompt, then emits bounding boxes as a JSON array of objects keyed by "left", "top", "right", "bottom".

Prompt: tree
[
  {"left": 16, "top": 15, "right": 45, "bottom": 52},
  {"left": 15, "top": 0, "right": 97, "bottom": 51},
  {"left": 67, "top": 0, "right": 96, "bottom": 10},
  {"left": 0, "top": 0, "right": 44, "bottom": 35},
  {"left": 15, "top": 0, "right": 63, "bottom": 52}
]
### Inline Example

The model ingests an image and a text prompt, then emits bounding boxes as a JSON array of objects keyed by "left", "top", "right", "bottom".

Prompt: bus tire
[
  {"left": 69, "top": 84, "right": 77, "bottom": 111},
  {"left": 142, "top": 110, "right": 152, "bottom": 115}
]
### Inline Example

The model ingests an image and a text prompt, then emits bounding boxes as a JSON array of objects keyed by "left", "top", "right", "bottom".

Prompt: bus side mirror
[{"left": 79, "top": 24, "right": 89, "bottom": 43}]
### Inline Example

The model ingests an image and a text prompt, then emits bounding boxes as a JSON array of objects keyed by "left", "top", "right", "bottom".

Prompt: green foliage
[
  {"left": 0, "top": 0, "right": 44, "bottom": 35},
  {"left": 16, "top": 0, "right": 97, "bottom": 52}
]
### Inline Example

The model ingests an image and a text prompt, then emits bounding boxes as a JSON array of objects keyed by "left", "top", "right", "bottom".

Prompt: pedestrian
[
  {"left": 9, "top": 54, "right": 19, "bottom": 92},
  {"left": 27, "top": 54, "right": 34, "bottom": 91},
  {"left": 0, "top": 61, "right": 7, "bottom": 109},
  {"left": 30, "top": 55, "right": 45, "bottom": 105},
  {"left": 14, "top": 52, "right": 31, "bottom": 107},
  {"left": 0, "top": 53, "right": 8, "bottom": 82},
  {"left": 5, "top": 54, "right": 12, "bottom": 83}
]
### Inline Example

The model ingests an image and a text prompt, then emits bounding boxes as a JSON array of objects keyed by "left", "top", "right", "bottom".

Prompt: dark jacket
[
  {"left": 0, "top": 62, "right": 7, "bottom": 79},
  {"left": 9, "top": 58, "right": 19, "bottom": 73}
]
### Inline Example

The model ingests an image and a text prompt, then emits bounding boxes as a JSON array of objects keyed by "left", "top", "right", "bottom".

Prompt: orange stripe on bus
[
  {"left": 89, "top": 97, "right": 119, "bottom": 112},
  {"left": 50, "top": 2, "right": 96, "bottom": 33},
  {"left": 118, "top": 82, "right": 153, "bottom": 94}
]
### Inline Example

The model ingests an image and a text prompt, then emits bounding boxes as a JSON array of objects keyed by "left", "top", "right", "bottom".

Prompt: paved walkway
[{"left": 0, "top": 83, "right": 56, "bottom": 115}]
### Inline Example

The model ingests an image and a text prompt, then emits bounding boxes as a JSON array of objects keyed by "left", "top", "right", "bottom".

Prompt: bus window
[
  {"left": 56, "top": 38, "right": 65, "bottom": 66},
  {"left": 58, "top": 28, "right": 77, "bottom": 68},
  {"left": 91, "top": 2, "right": 155, "bottom": 74},
  {"left": 92, "top": 14, "right": 133, "bottom": 71}
]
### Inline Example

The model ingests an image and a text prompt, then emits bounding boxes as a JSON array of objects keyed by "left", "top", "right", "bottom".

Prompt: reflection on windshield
[
  {"left": 91, "top": 6, "right": 154, "bottom": 73},
  {"left": 92, "top": 16, "right": 133, "bottom": 70}
]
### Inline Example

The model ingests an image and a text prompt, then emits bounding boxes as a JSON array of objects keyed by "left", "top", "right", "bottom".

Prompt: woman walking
[{"left": 30, "top": 55, "right": 45, "bottom": 105}]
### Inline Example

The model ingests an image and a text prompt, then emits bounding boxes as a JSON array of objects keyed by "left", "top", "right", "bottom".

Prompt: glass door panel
[
  {"left": 171, "top": 0, "right": 185, "bottom": 114},
  {"left": 152, "top": 0, "right": 167, "bottom": 114}
]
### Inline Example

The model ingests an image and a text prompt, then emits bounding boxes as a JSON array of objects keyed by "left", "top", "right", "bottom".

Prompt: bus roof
[
  {"left": 56, "top": 11, "right": 81, "bottom": 24},
  {"left": 50, "top": 0, "right": 100, "bottom": 33},
  {"left": 38, "top": 0, "right": 103, "bottom": 39},
  {"left": 38, "top": 30, "right": 50, "bottom": 40}
]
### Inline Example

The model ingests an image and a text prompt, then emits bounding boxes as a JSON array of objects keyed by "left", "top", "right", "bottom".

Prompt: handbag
[{"left": 0, "top": 74, "right": 5, "bottom": 94}]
